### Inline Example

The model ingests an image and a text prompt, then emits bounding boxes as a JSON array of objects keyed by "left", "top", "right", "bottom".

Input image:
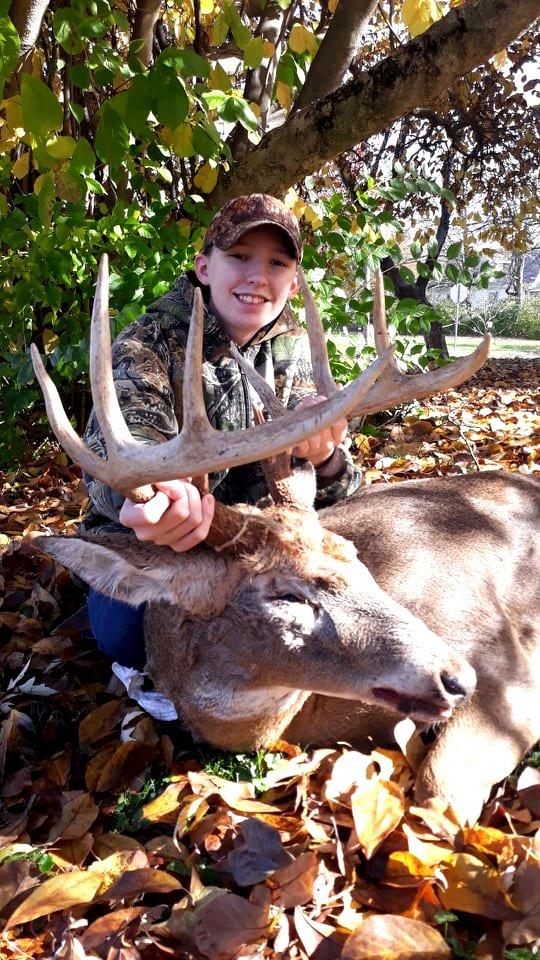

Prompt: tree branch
[
  {"left": 132, "top": 0, "right": 163, "bottom": 68},
  {"left": 8, "top": 0, "right": 50, "bottom": 75},
  {"left": 292, "top": 0, "right": 378, "bottom": 112},
  {"left": 210, "top": 0, "right": 539, "bottom": 204}
]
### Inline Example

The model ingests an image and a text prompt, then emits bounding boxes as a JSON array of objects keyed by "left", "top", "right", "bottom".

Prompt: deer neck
[{"left": 179, "top": 681, "right": 311, "bottom": 751}]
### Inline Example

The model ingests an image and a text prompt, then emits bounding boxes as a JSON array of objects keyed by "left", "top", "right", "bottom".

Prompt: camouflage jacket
[{"left": 83, "top": 273, "right": 361, "bottom": 531}]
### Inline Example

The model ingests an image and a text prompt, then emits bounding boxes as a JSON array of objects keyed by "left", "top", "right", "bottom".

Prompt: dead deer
[{"left": 31, "top": 258, "right": 539, "bottom": 824}]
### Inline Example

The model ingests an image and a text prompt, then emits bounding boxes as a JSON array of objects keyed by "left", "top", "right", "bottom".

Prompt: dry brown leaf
[
  {"left": 4, "top": 870, "right": 102, "bottom": 929},
  {"left": 47, "top": 791, "right": 99, "bottom": 842},
  {"left": 93, "top": 833, "right": 147, "bottom": 860},
  {"left": 440, "top": 853, "right": 518, "bottom": 919},
  {"left": 78, "top": 700, "right": 125, "bottom": 748},
  {"left": 517, "top": 766, "right": 540, "bottom": 817},
  {"left": 94, "top": 740, "right": 154, "bottom": 792},
  {"left": 293, "top": 905, "right": 341, "bottom": 959},
  {"left": 81, "top": 907, "right": 145, "bottom": 953},
  {"left": 322, "top": 750, "right": 373, "bottom": 802},
  {"left": 51, "top": 832, "right": 94, "bottom": 868},
  {"left": 270, "top": 851, "right": 319, "bottom": 908},
  {"left": 141, "top": 780, "right": 188, "bottom": 824},
  {"left": 225, "top": 817, "right": 292, "bottom": 886},
  {"left": 351, "top": 779, "right": 405, "bottom": 859},
  {"left": 99, "top": 866, "right": 181, "bottom": 901},
  {"left": 0, "top": 859, "right": 40, "bottom": 913},
  {"left": 342, "top": 914, "right": 451, "bottom": 959},
  {"left": 155, "top": 887, "right": 271, "bottom": 958}
]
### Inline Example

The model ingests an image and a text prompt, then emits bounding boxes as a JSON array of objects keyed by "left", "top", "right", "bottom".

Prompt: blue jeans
[{"left": 88, "top": 589, "right": 146, "bottom": 670}]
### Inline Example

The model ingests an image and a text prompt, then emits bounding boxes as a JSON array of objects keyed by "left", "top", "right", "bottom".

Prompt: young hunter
[{"left": 83, "top": 193, "right": 361, "bottom": 668}]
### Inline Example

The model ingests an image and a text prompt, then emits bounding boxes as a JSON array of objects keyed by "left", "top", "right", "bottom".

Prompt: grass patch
[{"left": 197, "top": 747, "right": 285, "bottom": 793}]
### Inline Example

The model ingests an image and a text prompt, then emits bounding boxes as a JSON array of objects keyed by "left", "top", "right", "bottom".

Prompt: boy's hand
[
  {"left": 291, "top": 394, "right": 348, "bottom": 466},
  {"left": 119, "top": 480, "right": 215, "bottom": 552}
]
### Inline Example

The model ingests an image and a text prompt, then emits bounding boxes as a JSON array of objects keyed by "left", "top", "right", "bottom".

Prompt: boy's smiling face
[{"left": 194, "top": 225, "right": 299, "bottom": 345}]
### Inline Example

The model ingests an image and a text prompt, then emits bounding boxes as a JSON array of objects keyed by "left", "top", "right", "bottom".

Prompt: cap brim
[{"left": 215, "top": 219, "right": 302, "bottom": 260}]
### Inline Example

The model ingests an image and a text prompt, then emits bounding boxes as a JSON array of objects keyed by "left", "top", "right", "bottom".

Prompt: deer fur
[{"left": 37, "top": 469, "right": 539, "bottom": 824}]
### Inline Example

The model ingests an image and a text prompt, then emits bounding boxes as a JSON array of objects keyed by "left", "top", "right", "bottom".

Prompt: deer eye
[{"left": 275, "top": 593, "right": 306, "bottom": 604}]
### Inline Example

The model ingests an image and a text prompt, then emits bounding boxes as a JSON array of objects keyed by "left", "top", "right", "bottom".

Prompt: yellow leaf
[
  {"left": 493, "top": 48, "right": 509, "bottom": 69},
  {"left": 5, "top": 871, "right": 102, "bottom": 929},
  {"left": 193, "top": 161, "right": 218, "bottom": 193},
  {"left": 46, "top": 135, "right": 76, "bottom": 159},
  {"left": 42, "top": 329, "right": 59, "bottom": 355},
  {"left": 172, "top": 122, "right": 194, "bottom": 157},
  {"left": 342, "top": 914, "right": 450, "bottom": 959},
  {"left": 262, "top": 40, "right": 275, "bottom": 58},
  {"left": 351, "top": 779, "right": 405, "bottom": 859},
  {"left": 440, "top": 853, "right": 518, "bottom": 919},
  {"left": 210, "top": 10, "right": 229, "bottom": 46},
  {"left": 12, "top": 152, "right": 30, "bottom": 179},
  {"left": 276, "top": 80, "right": 292, "bottom": 111},
  {"left": 142, "top": 781, "right": 187, "bottom": 824},
  {"left": 401, "top": 0, "right": 444, "bottom": 37},
  {"left": 328, "top": 0, "right": 339, "bottom": 11},
  {"left": 34, "top": 173, "right": 47, "bottom": 196},
  {"left": 200, "top": 0, "right": 214, "bottom": 11},
  {"left": 303, "top": 204, "right": 323, "bottom": 229},
  {"left": 289, "top": 24, "right": 318, "bottom": 56},
  {"left": 3, "top": 96, "right": 23, "bottom": 130},
  {"left": 209, "top": 62, "right": 232, "bottom": 92}
]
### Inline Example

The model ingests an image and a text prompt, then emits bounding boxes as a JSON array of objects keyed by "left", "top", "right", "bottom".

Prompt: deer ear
[
  {"left": 34, "top": 535, "right": 179, "bottom": 607},
  {"left": 33, "top": 534, "right": 240, "bottom": 618}
]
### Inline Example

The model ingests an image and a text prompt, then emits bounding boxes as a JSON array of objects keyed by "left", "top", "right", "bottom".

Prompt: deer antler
[
  {"left": 231, "top": 267, "right": 490, "bottom": 420},
  {"left": 31, "top": 255, "right": 394, "bottom": 498}
]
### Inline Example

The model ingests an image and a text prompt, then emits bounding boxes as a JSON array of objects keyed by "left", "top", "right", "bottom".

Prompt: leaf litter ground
[{"left": 0, "top": 358, "right": 538, "bottom": 960}]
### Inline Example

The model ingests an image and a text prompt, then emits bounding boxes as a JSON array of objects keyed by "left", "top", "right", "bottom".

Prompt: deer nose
[{"left": 441, "top": 665, "right": 476, "bottom": 701}]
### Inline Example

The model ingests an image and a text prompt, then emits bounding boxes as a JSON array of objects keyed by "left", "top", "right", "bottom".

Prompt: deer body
[{"left": 31, "top": 257, "right": 539, "bottom": 823}]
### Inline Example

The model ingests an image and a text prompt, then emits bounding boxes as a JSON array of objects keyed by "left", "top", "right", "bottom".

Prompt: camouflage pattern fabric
[{"left": 82, "top": 273, "right": 361, "bottom": 533}]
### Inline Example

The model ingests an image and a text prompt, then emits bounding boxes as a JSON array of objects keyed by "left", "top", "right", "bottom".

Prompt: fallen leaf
[
  {"left": 342, "top": 914, "right": 450, "bottom": 959},
  {"left": 440, "top": 853, "right": 517, "bottom": 919},
  {"left": 5, "top": 870, "right": 102, "bottom": 929},
  {"left": 226, "top": 817, "right": 292, "bottom": 886},
  {"left": 351, "top": 779, "right": 405, "bottom": 858}
]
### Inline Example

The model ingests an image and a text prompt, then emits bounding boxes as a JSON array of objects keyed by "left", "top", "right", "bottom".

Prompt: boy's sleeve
[
  {"left": 83, "top": 321, "right": 180, "bottom": 526},
  {"left": 274, "top": 330, "right": 362, "bottom": 508}
]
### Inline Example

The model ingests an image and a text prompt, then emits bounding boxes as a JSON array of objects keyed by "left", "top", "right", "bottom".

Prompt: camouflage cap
[{"left": 203, "top": 193, "right": 302, "bottom": 261}]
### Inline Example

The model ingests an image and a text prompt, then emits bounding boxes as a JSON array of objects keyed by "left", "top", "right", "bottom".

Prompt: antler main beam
[{"left": 31, "top": 255, "right": 393, "bottom": 492}]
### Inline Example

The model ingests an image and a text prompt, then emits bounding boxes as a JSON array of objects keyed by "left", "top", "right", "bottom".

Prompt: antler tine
[
  {"left": 90, "top": 255, "right": 134, "bottom": 453},
  {"left": 298, "top": 267, "right": 337, "bottom": 399},
  {"left": 182, "top": 288, "right": 215, "bottom": 431},
  {"left": 348, "top": 268, "right": 491, "bottom": 417},
  {"left": 30, "top": 343, "right": 110, "bottom": 477}
]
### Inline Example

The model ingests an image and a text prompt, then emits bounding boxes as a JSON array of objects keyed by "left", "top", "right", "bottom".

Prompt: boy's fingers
[
  {"left": 170, "top": 495, "right": 215, "bottom": 553},
  {"left": 154, "top": 479, "right": 193, "bottom": 500},
  {"left": 120, "top": 490, "right": 171, "bottom": 528}
]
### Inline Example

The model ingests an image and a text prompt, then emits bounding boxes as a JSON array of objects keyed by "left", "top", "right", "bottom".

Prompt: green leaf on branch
[
  {"left": 53, "top": 8, "right": 86, "bottom": 54},
  {"left": 157, "top": 48, "right": 210, "bottom": 78},
  {"left": 0, "top": 15, "right": 20, "bottom": 97},
  {"left": 446, "top": 241, "right": 462, "bottom": 260},
  {"left": 150, "top": 70, "right": 189, "bottom": 129},
  {"left": 244, "top": 37, "right": 265, "bottom": 69},
  {"left": 125, "top": 75, "right": 152, "bottom": 134},
  {"left": 222, "top": 1, "right": 251, "bottom": 50},
  {"left": 21, "top": 75, "right": 63, "bottom": 138},
  {"left": 70, "top": 138, "right": 96, "bottom": 175},
  {"left": 95, "top": 102, "right": 130, "bottom": 166}
]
